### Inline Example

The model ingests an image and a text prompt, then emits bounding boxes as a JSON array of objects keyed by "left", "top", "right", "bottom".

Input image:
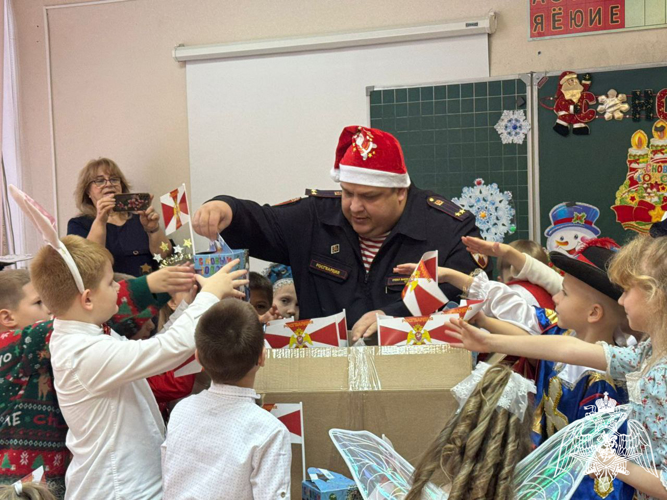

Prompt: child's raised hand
[
  {"left": 146, "top": 264, "right": 196, "bottom": 294},
  {"left": 196, "top": 259, "right": 248, "bottom": 300},
  {"left": 461, "top": 236, "right": 506, "bottom": 258},
  {"left": 258, "top": 304, "right": 283, "bottom": 324},
  {"left": 392, "top": 263, "right": 450, "bottom": 284},
  {"left": 447, "top": 317, "right": 494, "bottom": 353}
]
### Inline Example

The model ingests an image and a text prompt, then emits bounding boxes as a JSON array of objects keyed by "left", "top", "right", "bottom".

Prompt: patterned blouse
[{"left": 600, "top": 339, "right": 667, "bottom": 500}]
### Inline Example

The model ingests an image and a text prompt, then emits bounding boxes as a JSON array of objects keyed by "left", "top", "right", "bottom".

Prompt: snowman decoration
[{"left": 545, "top": 202, "right": 601, "bottom": 255}]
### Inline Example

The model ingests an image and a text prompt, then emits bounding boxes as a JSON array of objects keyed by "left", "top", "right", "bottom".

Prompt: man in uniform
[{"left": 193, "top": 126, "right": 489, "bottom": 343}]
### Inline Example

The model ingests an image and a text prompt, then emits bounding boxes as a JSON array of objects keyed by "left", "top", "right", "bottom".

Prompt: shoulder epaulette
[
  {"left": 305, "top": 188, "right": 342, "bottom": 198},
  {"left": 427, "top": 196, "right": 469, "bottom": 221},
  {"left": 273, "top": 197, "right": 302, "bottom": 207}
]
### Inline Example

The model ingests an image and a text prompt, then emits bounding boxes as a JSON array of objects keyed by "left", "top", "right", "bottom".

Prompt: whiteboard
[{"left": 185, "top": 34, "right": 489, "bottom": 264}]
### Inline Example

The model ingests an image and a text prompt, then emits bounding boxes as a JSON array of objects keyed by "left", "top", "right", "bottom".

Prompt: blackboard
[
  {"left": 369, "top": 75, "right": 533, "bottom": 243},
  {"left": 536, "top": 63, "right": 667, "bottom": 246}
]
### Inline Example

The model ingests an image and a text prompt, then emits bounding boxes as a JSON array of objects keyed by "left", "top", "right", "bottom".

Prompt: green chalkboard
[
  {"left": 536, "top": 63, "right": 667, "bottom": 247},
  {"left": 370, "top": 76, "right": 532, "bottom": 243}
]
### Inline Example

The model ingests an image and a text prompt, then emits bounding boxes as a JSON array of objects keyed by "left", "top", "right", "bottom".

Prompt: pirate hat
[{"left": 549, "top": 238, "right": 622, "bottom": 300}]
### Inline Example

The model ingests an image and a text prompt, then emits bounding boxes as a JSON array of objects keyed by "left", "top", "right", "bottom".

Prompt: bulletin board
[
  {"left": 370, "top": 75, "right": 533, "bottom": 243},
  {"left": 534, "top": 63, "right": 667, "bottom": 246}
]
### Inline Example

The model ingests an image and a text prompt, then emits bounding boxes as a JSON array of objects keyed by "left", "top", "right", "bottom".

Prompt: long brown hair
[
  {"left": 74, "top": 158, "right": 131, "bottom": 218},
  {"left": 406, "top": 364, "right": 533, "bottom": 500}
]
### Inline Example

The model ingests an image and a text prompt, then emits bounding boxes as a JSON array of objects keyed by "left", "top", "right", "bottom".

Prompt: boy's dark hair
[
  {"left": 0, "top": 269, "right": 31, "bottom": 310},
  {"left": 195, "top": 299, "right": 264, "bottom": 384},
  {"left": 249, "top": 272, "right": 273, "bottom": 302}
]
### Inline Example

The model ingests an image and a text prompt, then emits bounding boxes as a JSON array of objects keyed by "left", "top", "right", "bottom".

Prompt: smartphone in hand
[{"left": 113, "top": 193, "right": 151, "bottom": 212}]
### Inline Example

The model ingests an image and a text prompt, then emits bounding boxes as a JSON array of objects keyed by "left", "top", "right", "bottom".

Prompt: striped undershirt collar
[{"left": 359, "top": 231, "right": 390, "bottom": 272}]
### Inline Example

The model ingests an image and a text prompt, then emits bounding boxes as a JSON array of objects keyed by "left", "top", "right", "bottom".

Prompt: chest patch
[{"left": 309, "top": 259, "right": 349, "bottom": 280}]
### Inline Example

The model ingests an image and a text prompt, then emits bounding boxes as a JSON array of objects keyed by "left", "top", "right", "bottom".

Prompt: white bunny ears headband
[{"left": 9, "top": 185, "right": 85, "bottom": 293}]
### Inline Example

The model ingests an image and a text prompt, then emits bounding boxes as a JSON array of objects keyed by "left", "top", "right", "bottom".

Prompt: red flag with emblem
[
  {"left": 401, "top": 251, "right": 448, "bottom": 316},
  {"left": 160, "top": 184, "right": 190, "bottom": 235},
  {"left": 262, "top": 402, "right": 306, "bottom": 481},
  {"left": 377, "top": 312, "right": 460, "bottom": 346},
  {"left": 264, "top": 311, "right": 346, "bottom": 349}
]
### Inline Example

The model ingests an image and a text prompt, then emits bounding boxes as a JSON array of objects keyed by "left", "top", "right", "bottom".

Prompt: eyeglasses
[{"left": 90, "top": 177, "right": 121, "bottom": 187}]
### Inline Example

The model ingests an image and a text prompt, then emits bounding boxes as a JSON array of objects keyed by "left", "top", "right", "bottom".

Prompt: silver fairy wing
[
  {"left": 618, "top": 420, "right": 659, "bottom": 477},
  {"left": 513, "top": 405, "right": 630, "bottom": 500},
  {"left": 329, "top": 429, "right": 447, "bottom": 500}
]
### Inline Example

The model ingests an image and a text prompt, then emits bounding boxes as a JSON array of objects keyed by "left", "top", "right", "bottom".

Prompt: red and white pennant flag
[
  {"left": 401, "top": 251, "right": 448, "bottom": 316},
  {"left": 377, "top": 299, "right": 486, "bottom": 347},
  {"left": 262, "top": 402, "right": 306, "bottom": 481},
  {"left": 160, "top": 184, "right": 190, "bottom": 235},
  {"left": 263, "top": 402, "right": 304, "bottom": 444},
  {"left": 264, "top": 311, "right": 347, "bottom": 349}
]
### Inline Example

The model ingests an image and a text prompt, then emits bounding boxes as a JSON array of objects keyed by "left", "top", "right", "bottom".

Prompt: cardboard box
[
  {"left": 302, "top": 467, "right": 360, "bottom": 500},
  {"left": 256, "top": 345, "right": 472, "bottom": 499}
]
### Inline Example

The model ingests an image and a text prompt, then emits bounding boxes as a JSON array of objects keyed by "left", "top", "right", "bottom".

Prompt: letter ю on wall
[{"left": 529, "top": 0, "right": 624, "bottom": 39}]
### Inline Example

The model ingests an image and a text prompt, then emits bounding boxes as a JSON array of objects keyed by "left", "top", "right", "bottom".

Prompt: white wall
[{"left": 12, "top": 0, "right": 667, "bottom": 251}]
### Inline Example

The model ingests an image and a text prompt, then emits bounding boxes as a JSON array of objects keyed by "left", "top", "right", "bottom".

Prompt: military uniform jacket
[{"left": 213, "top": 184, "right": 489, "bottom": 330}]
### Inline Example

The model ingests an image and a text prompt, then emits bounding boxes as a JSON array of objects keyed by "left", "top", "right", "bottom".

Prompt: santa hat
[
  {"left": 559, "top": 71, "right": 578, "bottom": 85},
  {"left": 330, "top": 126, "right": 410, "bottom": 188}
]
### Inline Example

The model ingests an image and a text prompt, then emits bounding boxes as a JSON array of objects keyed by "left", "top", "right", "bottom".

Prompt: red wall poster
[{"left": 530, "top": 0, "right": 667, "bottom": 39}]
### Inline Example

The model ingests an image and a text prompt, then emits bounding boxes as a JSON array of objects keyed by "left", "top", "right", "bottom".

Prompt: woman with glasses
[{"left": 67, "top": 158, "right": 172, "bottom": 276}]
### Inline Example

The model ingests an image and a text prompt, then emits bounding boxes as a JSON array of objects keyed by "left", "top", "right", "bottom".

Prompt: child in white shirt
[
  {"left": 161, "top": 299, "right": 291, "bottom": 500},
  {"left": 30, "top": 235, "right": 247, "bottom": 500}
]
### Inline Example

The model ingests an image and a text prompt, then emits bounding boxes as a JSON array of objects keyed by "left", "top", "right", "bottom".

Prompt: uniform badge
[
  {"left": 331, "top": 244, "right": 340, "bottom": 255},
  {"left": 472, "top": 252, "right": 489, "bottom": 269}
]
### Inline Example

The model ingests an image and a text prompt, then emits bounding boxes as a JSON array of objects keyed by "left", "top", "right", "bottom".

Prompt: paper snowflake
[
  {"left": 452, "top": 179, "right": 516, "bottom": 243},
  {"left": 494, "top": 109, "right": 530, "bottom": 145}
]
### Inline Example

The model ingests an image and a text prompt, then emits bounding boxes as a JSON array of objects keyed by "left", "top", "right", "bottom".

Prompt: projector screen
[{"left": 185, "top": 33, "right": 489, "bottom": 265}]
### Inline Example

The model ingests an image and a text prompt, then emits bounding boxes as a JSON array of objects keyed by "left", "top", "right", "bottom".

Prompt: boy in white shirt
[
  {"left": 30, "top": 235, "right": 247, "bottom": 500},
  {"left": 161, "top": 299, "right": 291, "bottom": 500}
]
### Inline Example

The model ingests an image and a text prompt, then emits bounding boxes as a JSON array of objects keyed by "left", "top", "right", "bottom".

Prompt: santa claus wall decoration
[{"left": 552, "top": 71, "right": 596, "bottom": 137}]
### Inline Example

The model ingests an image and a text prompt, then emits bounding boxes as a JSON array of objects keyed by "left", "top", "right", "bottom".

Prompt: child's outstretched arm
[
  {"left": 393, "top": 263, "right": 473, "bottom": 290},
  {"left": 461, "top": 236, "right": 526, "bottom": 273},
  {"left": 618, "top": 464, "right": 667, "bottom": 500},
  {"left": 474, "top": 313, "right": 530, "bottom": 336},
  {"left": 146, "top": 264, "right": 197, "bottom": 296},
  {"left": 59, "top": 260, "right": 247, "bottom": 396},
  {"left": 393, "top": 264, "right": 543, "bottom": 335},
  {"left": 462, "top": 236, "right": 563, "bottom": 295},
  {"left": 448, "top": 317, "right": 607, "bottom": 370}
]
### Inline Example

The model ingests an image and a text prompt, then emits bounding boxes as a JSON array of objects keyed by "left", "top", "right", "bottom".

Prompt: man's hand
[
  {"left": 193, "top": 201, "right": 233, "bottom": 240},
  {"left": 447, "top": 317, "right": 494, "bottom": 353},
  {"left": 351, "top": 310, "right": 384, "bottom": 342},
  {"left": 195, "top": 258, "right": 248, "bottom": 300},
  {"left": 146, "top": 264, "right": 196, "bottom": 294}
]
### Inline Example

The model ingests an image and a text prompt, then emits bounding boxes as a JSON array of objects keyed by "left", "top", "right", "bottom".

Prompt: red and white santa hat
[
  {"left": 330, "top": 125, "right": 411, "bottom": 188},
  {"left": 559, "top": 71, "right": 578, "bottom": 85}
]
